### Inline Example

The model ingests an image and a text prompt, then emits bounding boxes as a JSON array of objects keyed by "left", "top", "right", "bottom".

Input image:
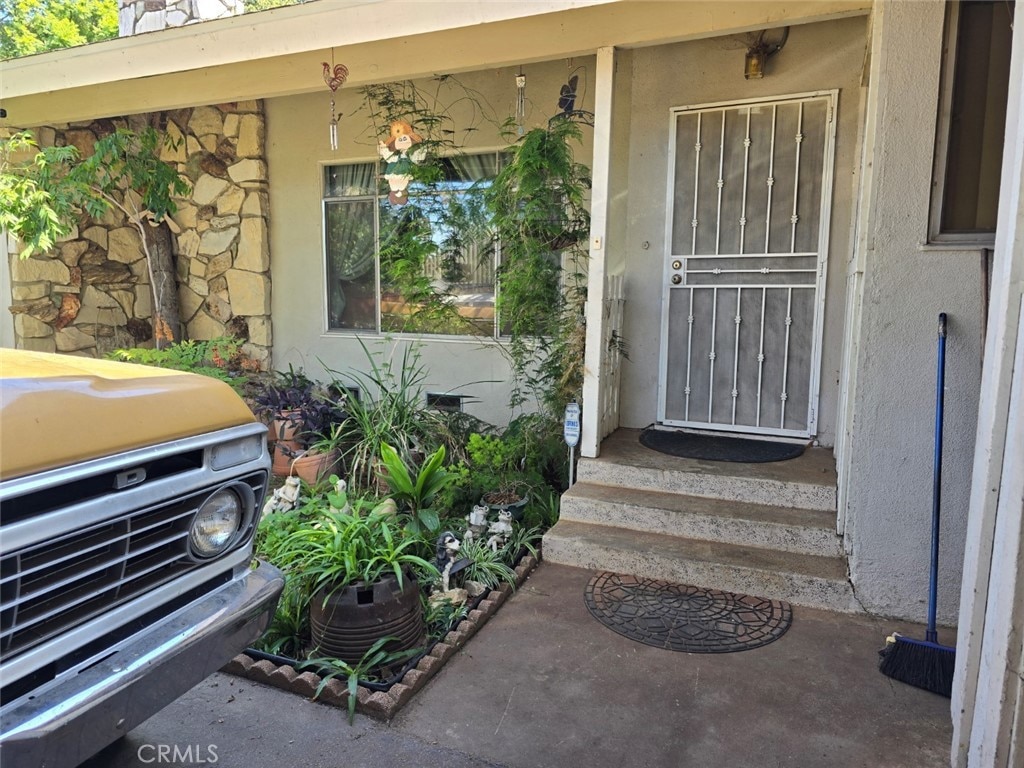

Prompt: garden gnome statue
[{"left": 378, "top": 120, "right": 426, "bottom": 205}]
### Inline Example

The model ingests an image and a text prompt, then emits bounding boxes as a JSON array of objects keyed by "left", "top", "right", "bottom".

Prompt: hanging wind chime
[
  {"left": 515, "top": 68, "right": 526, "bottom": 136},
  {"left": 322, "top": 59, "right": 349, "bottom": 151}
]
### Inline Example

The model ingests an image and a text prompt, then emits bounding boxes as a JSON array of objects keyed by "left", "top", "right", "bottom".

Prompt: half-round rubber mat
[{"left": 584, "top": 572, "right": 792, "bottom": 653}]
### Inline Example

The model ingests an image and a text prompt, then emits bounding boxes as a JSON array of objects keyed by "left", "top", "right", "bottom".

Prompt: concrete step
[
  {"left": 561, "top": 482, "right": 843, "bottom": 557},
  {"left": 542, "top": 519, "right": 860, "bottom": 613},
  {"left": 579, "top": 430, "right": 837, "bottom": 512}
]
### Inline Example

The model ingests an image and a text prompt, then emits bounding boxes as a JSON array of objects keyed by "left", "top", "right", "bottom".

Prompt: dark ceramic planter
[{"left": 310, "top": 572, "right": 423, "bottom": 664}]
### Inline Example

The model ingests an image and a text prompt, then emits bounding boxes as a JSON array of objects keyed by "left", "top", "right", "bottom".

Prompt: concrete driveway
[{"left": 85, "top": 563, "right": 953, "bottom": 768}]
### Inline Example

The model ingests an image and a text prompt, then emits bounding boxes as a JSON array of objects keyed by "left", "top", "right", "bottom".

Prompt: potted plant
[
  {"left": 274, "top": 481, "right": 438, "bottom": 664},
  {"left": 289, "top": 423, "right": 347, "bottom": 487},
  {"left": 464, "top": 432, "right": 536, "bottom": 521},
  {"left": 249, "top": 368, "right": 346, "bottom": 477},
  {"left": 330, "top": 341, "right": 443, "bottom": 491}
]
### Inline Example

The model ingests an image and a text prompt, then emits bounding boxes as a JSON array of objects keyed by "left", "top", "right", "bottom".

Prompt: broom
[{"left": 878, "top": 312, "right": 956, "bottom": 697}]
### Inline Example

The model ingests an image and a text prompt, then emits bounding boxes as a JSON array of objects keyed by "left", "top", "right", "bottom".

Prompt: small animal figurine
[
  {"left": 262, "top": 476, "right": 302, "bottom": 516},
  {"left": 435, "top": 531, "right": 471, "bottom": 592},
  {"left": 485, "top": 509, "right": 514, "bottom": 553},
  {"left": 464, "top": 504, "right": 489, "bottom": 543}
]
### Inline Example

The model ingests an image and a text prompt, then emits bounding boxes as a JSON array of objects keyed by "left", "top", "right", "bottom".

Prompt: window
[
  {"left": 323, "top": 153, "right": 505, "bottom": 337},
  {"left": 930, "top": 0, "right": 1015, "bottom": 244}
]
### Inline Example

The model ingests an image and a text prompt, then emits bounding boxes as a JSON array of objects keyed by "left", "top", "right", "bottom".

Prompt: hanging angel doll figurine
[{"left": 378, "top": 120, "right": 427, "bottom": 205}]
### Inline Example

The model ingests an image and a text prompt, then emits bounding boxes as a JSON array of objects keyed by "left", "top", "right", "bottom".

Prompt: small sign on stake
[
  {"left": 564, "top": 402, "right": 581, "bottom": 447},
  {"left": 564, "top": 401, "right": 581, "bottom": 486}
]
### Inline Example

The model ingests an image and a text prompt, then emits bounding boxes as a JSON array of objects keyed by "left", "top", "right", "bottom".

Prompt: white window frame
[{"left": 321, "top": 151, "right": 506, "bottom": 339}]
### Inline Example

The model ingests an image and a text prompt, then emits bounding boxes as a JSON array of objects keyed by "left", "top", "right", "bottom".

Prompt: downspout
[{"left": 580, "top": 45, "right": 616, "bottom": 459}]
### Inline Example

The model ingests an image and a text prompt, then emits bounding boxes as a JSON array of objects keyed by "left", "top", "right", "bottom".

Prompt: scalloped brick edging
[{"left": 221, "top": 551, "right": 540, "bottom": 721}]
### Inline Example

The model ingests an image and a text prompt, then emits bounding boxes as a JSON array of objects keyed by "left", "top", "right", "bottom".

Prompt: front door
[{"left": 658, "top": 92, "right": 837, "bottom": 437}]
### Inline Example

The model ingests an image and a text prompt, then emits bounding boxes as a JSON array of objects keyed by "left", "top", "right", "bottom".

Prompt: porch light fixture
[
  {"left": 322, "top": 59, "right": 350, "bottom": 151},
  {"left": 744, "top": 27, "right": 789, "bottom": 79}
]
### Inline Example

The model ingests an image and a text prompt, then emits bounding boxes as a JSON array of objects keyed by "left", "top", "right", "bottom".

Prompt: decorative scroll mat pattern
[{"left": 584, "top": 572, "right": 792, "bottom": 653}]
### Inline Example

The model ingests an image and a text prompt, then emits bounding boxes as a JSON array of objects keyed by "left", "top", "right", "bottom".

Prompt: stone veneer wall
[
  {"left": 9, "top": 102, "right": 272, "bottom": 367},
  {"left": 119, "top": 0, "right": 244, "bottom": 36}
]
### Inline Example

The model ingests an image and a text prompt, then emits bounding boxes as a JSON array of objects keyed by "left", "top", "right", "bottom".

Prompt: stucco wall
[
  {"left": 265, "top": 61, "right": 594, "bottom": 424},
  {"left": 616, "top": 16, "right": 870, "bottom": 449},
  {"left": 843, "top": 0, "right": 984, "bottom": 624}
]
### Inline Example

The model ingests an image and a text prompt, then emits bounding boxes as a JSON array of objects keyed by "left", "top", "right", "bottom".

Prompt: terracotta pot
[
  {"left": 272, "top": 409, "right": 304, "bottom": 443},
  {"left": 291, "top": 449, "right": 341, "bottom": 486},
  {"left": 310, "top": 572, "right": 423, "bottom": 664},
  {"left": 272, "top": 441, "right": 302, "bottom": 477}
]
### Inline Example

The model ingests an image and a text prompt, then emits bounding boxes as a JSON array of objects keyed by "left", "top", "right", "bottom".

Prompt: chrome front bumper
[{"left": 0, "top": 559, "right": 283, "bottom": 768}]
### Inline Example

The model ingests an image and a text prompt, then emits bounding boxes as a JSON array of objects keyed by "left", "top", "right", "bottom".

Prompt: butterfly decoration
[
  {"left": 322, "top": 62, "right": 349, "bottom": 93},
  {"left": 558, "top": 75, "right": 578, "bottom": 114}
]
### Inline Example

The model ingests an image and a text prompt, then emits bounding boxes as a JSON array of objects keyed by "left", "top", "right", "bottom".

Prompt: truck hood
[{"left": 0, "top": 349, "right": 256, "bottom": 480}]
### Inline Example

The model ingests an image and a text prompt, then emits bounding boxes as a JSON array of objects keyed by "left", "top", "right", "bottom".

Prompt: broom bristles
[{"left": 878, "top": 634, "right": 955, "bottom": 697}]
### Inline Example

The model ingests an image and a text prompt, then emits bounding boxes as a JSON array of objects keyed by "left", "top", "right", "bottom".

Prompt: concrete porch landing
[{"left": 544, "top": 429, "right": 858, "bottom": 612}]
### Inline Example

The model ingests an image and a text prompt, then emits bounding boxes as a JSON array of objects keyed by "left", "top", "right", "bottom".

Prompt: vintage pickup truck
[{"left": 0, "top": 349, "right": 283, "bottom": 767}]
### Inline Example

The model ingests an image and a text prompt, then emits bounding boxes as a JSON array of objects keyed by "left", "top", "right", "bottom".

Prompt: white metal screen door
[{"left": 658, "top": 92, "right": 837, "bottom": 437}]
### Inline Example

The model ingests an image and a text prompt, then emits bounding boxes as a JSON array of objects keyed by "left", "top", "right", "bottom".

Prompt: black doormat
[
  {"left": 639, "top": 428, "right": 807, "bottom": 463},
  {"left": 584, "top": 572, "right": 792, "bottom": 653}
]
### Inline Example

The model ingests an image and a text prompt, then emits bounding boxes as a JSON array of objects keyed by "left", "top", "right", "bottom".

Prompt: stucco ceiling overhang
[{"left": 0, "top": 0, "right": 870, "bottom": 127}]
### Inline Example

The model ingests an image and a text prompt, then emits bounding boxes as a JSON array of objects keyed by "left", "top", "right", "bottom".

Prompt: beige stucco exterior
[
  {"left": 265, "top": 61, "right": 595, "bottom": 423},
  {"left": 5, "top": 12, "right": 1024, "bottom": 755}
]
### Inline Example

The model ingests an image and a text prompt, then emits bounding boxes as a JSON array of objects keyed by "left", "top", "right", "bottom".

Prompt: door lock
[
  {"left": 671, "top": 260, "right": 682, "bottom": 270},
  {"left": 671, "top": 274, "right": 682, "bottom": 285}
]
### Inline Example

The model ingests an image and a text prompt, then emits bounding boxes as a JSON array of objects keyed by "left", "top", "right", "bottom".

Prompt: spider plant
[
  {"left": 301, "top": 636, "right": 421, "bottom": 724},
  {"left": 457, "top": 537, "right": 517, "bottom": 591},
  {"left": 273, "top": 487, "right": 438, "bottom": 597}
]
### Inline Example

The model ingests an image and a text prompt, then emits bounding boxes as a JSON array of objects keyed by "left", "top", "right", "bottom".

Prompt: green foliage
[
  {"left": 2, "top": 127, "right": 188, "bottom": 259},
  {"left": 329, "top": 340, "right": 445, "bottom": 490},
  {"left": 107, "top": 337, "right": 255, "bottom": 391},
  {"left": 424, "top": 595, "right": 468, "bottom": 642},
  {"left": 252, "top": 579, "right": 310, "bottom": 658},
  {"left": 0, "top": 132, "right": 82, "bottom": 257},
  {"left": 378, "top": 443, "right": 453, "bottom": 534},
  {"left": 457, "top": 537, "right": 517, "bottom": 590},
  {"left": 301, "top": 636, "right": 420, "bottom": 724},
  {"left": 0, "top": 0, "right": 117, "bottom": 59},
  {"left": 485, "top": 115, "right": 592, "bottom": 415},
  {"left": 272, "top": 480, "right": 438, "bottom": 596},
  {"left": 69, "top": 126, "right": 190, "bottom": 224}
]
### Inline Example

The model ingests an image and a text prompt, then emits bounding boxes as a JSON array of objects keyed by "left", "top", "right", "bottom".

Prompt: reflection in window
[{"left": 323, "top": 153, "right": 504, "bottom": 336}]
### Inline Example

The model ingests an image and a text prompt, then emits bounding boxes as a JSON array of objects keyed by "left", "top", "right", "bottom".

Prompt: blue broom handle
[{"left": 927, "top": 313, "right": 946, "bottom": 644}]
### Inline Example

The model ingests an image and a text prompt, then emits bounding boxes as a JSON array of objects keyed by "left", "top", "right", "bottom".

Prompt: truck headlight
[{"left": 189, "top": 488, "right": 244, "bottom": 558}]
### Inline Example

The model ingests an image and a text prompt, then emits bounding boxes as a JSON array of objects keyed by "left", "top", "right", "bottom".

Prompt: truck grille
[{"left": 0, "top": 472, "right": 265, "bottom": 661}]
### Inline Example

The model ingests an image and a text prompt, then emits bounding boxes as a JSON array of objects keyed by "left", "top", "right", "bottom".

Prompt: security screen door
[{"left": 658, "top": 92, "right": 837, "bottom": 437}]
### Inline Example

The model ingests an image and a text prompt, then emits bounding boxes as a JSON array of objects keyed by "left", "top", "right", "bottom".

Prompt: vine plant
[
  {"left": 355, "top": 80, "right": 594, "bottom": 416},
  {"left": 485, "top": 113, "right": 592, "bottom": 416}
]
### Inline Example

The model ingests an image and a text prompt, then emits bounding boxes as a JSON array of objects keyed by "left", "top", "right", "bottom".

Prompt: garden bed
[{"left": 222, "top": 550, "right": 540, "bottom": 721}]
